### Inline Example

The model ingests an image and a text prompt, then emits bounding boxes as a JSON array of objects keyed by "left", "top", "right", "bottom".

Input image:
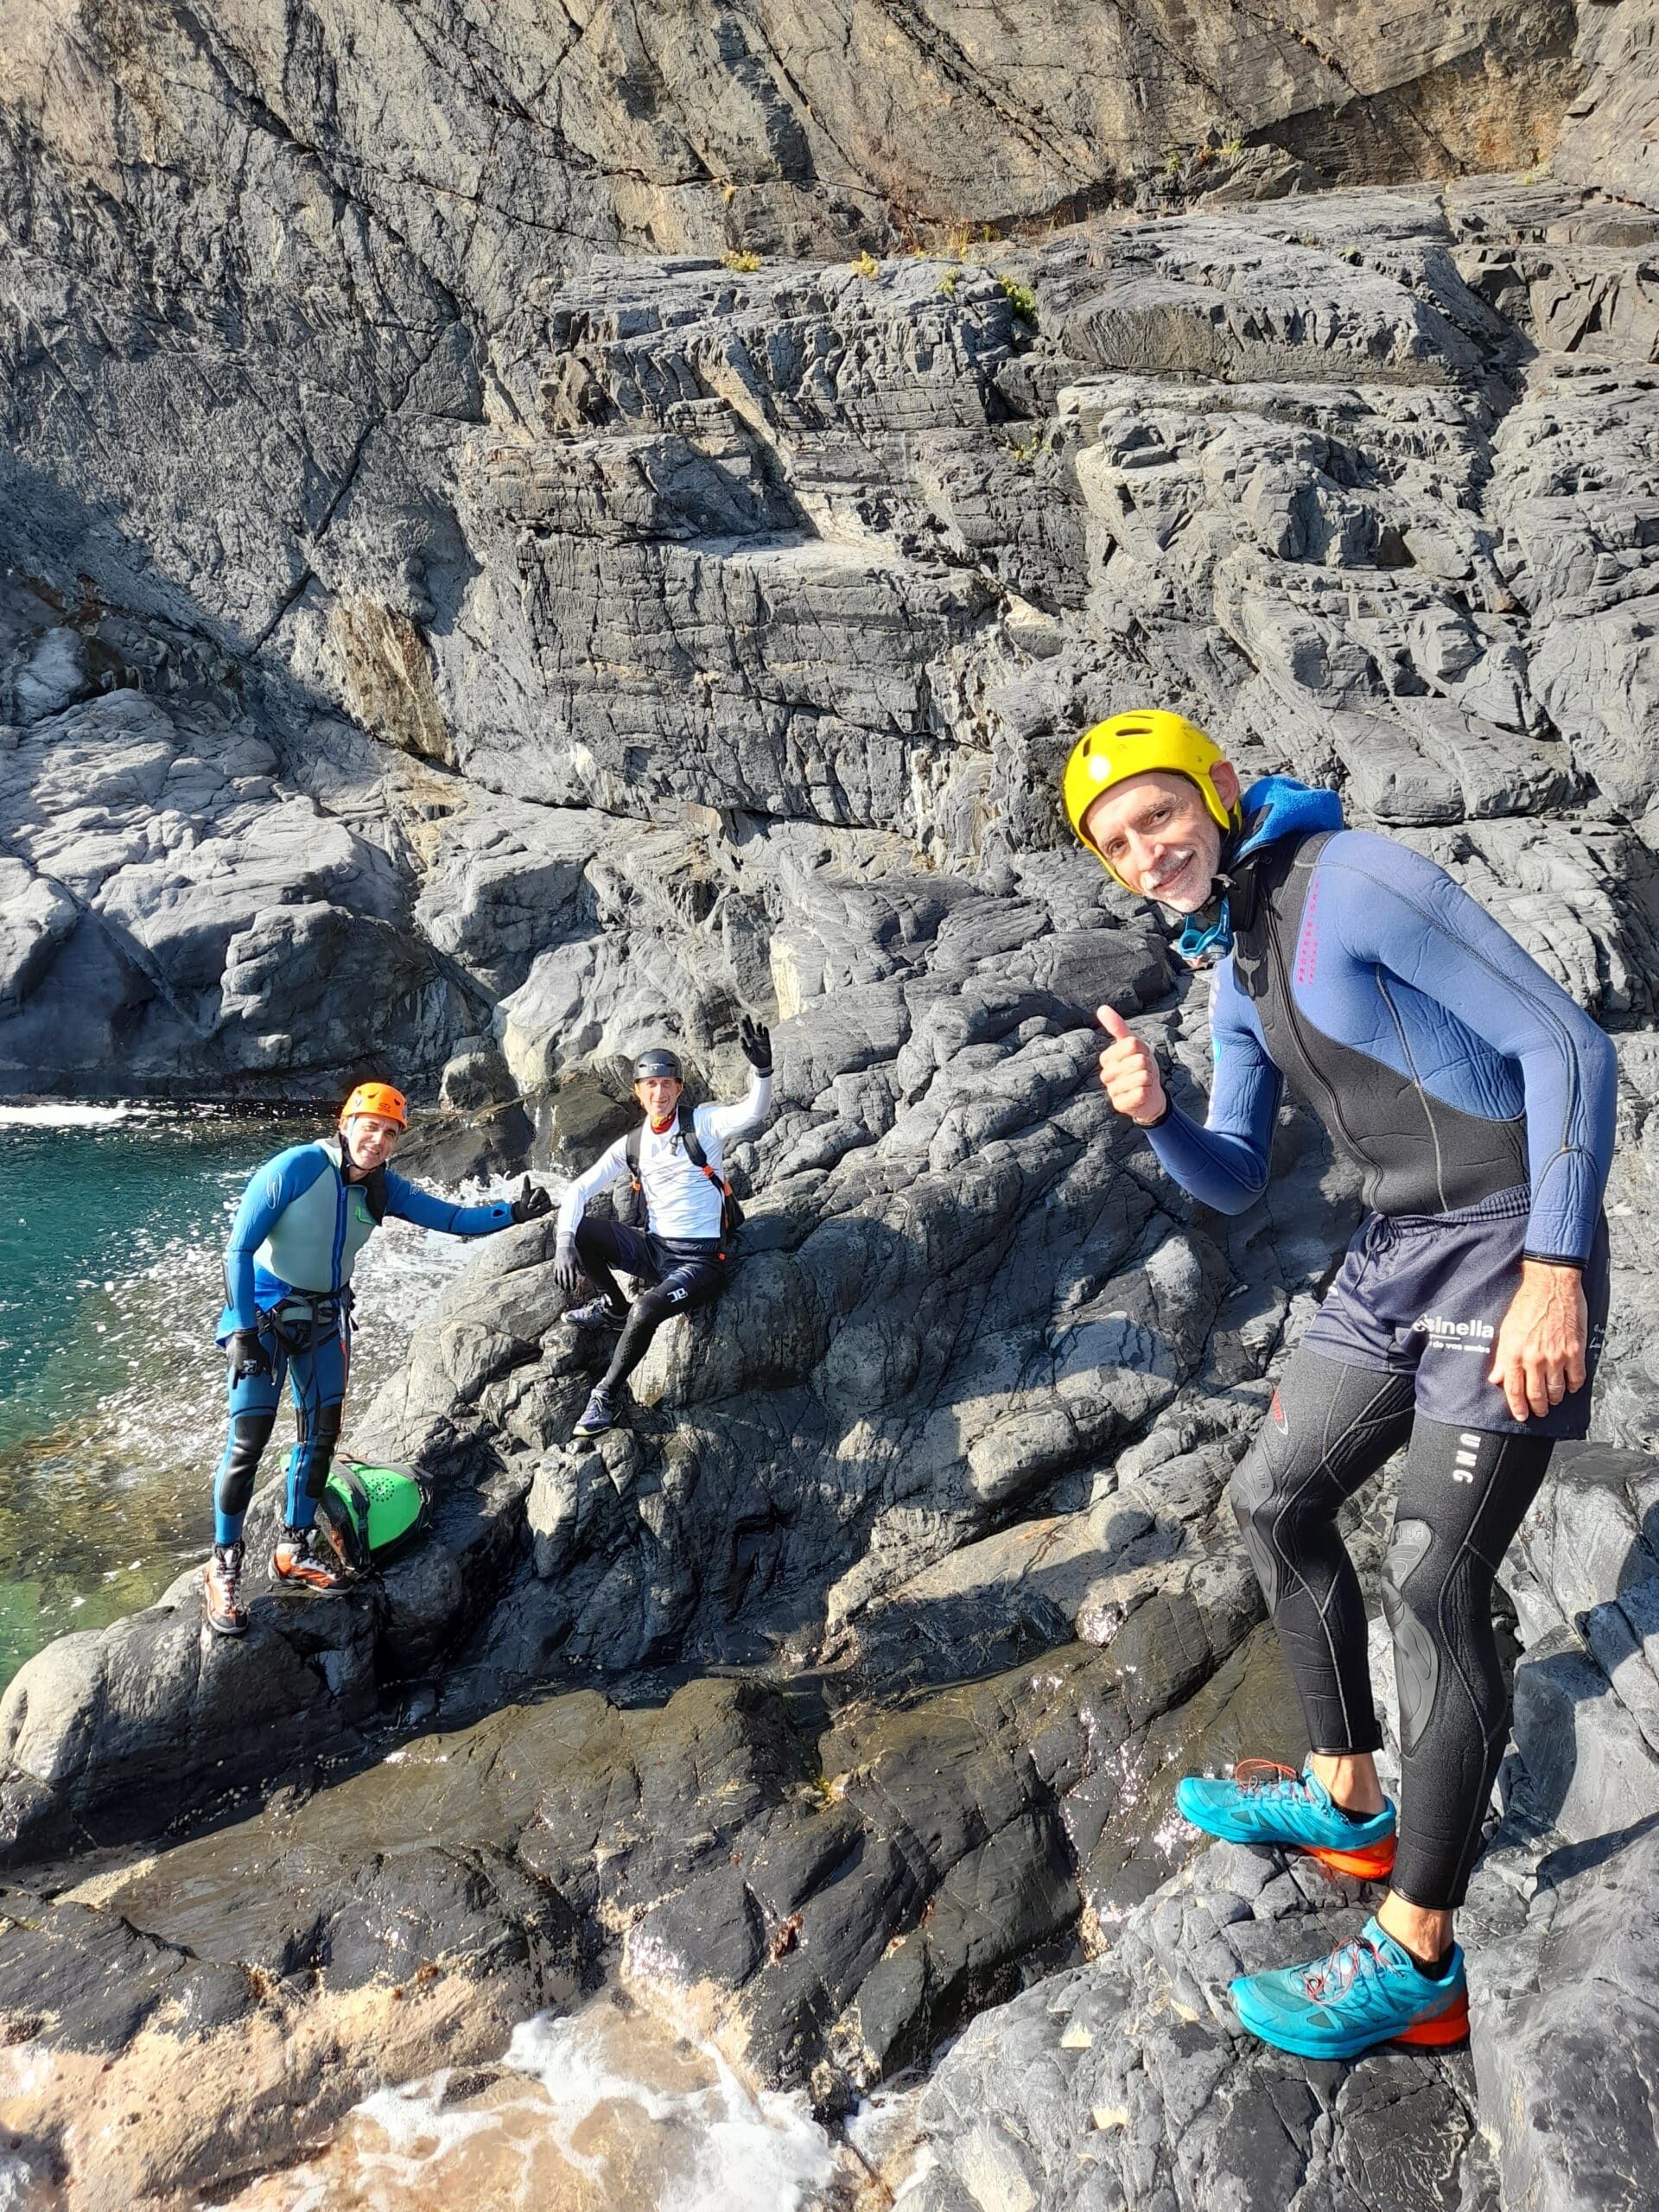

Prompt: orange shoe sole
[
  {"left": 273, "top": 1563, "right": 346, "bottom": 1592},
  {"left": 1302, "top": 1835, "right": 1399, "bottom": 1880},
  {"left": 1393, "top": 1991, "right": 1471, "bottom": 2048}
]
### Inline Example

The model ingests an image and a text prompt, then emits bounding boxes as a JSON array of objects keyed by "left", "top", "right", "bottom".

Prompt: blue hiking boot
[
  {"left": 572, "top": 1384, "right": 620, "bottom": 1438},
  {"left": 1230, "top": 1915, "right": 1469, "bottom": 2058},
  {"left": 1174, "top": 1760, "right": 1397, "bottom": 1880}
]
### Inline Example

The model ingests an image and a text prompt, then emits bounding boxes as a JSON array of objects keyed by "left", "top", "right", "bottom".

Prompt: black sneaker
[
  {"left": 564, "top": 1297, "right": 626, "bottom": 1331},
  {"left": 573, "top": 1385, "right": 620, "bottom": 1438}
]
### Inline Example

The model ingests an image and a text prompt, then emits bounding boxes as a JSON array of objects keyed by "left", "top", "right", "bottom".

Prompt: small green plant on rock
[
  {"left": 998, "top": 273, "right": 1037, "bottom": 322},
  {"left": 850, "top": 249, "right": 880, "bottom": 279},
  {"left": 1164, "top": 148, "right": 1184, "bottom": 179},
  {"left": 938, "top": 270, "right": 959, "bottom": 297},
  {"left": 1006, "top": 429, "right": 1045, "bottom": 467},
  {"left": 721, "top": 248, "right": 761, "bottom": 274},
  {"left": 1222, "top": 135, "right": 1247, "bottom": 161}
]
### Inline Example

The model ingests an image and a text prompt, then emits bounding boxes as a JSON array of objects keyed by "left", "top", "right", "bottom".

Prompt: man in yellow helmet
[
  {"left": 203, "top": 1081, "right": 551, "bottom": 1635},
  {"left": 1063, "top": 709, "right": 1616, "bottom": 2061}
]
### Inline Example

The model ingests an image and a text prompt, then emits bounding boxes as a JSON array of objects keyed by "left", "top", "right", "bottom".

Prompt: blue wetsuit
[
  {"left": 1140, "top": 780, "right": 1618, "bottom": 1910},
  {"left": 213, "top": 1141, "right": 514, "bottom": 1545},
  {"left": 1147, "top": 777, "right": 1616, "bottom": 1424}
]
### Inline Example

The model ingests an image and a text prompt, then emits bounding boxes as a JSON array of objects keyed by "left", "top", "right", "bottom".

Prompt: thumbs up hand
[{"left": 1096, "top": 1006, "right": 1169, "bottom": 1128}]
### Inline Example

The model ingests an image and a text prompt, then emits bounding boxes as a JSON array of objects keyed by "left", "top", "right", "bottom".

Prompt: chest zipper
[{"left": 331, "top": 1165, "right": 349, "bottom": 1294}]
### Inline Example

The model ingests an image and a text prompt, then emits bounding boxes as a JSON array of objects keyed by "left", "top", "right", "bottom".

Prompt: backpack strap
[
  {"left": 626, "top": 1117, "right": 645, "bottom": 1192},
  {"left": 679, "top": 1102, "right": 738, "bottom": 1255},
  {"left": 677, "top": 1099, "right": 710, "bottom": 1174}
]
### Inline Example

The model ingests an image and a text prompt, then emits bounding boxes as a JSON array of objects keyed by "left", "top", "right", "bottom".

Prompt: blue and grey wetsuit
[
  {"left": 213, "top": 1141, "right": 514, "bottom": 1546},
  {"left": 1138, "top": 779, "right": 1618, "bottom": 1910},
  {"left": 1147, "top": 777, "right": 1616, "bottom": 1425}
]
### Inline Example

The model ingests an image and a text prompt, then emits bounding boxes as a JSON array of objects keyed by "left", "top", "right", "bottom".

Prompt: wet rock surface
[{"left": 4, "top": 9, "right": 1659, "bottom": 2209}]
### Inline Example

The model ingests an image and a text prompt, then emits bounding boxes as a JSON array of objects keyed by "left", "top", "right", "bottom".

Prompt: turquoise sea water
[{"left": 0, "top": 1109, "right": 476, "bottom": 1688}]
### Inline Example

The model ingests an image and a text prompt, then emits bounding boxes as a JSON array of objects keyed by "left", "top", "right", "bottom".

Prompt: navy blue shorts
[{"left": 1301, "top": 1185, "right": 1611, "bottom": 1439}]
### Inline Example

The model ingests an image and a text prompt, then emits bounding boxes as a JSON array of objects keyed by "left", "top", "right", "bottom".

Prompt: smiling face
[
  {"left": 1081, "top": 764, "right": 1241, "bottom": 912},
  {"left": 635, "top": 1075, "right": 683, "bottom": 1126},
  {"left": 341, "top": 1113, "right": 404, "bottom": 1173}
]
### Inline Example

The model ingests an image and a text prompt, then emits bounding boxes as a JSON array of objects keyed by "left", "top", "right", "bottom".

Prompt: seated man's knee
[{"left": 575, "top": 1216, "right": 607, "bottom": 1259}]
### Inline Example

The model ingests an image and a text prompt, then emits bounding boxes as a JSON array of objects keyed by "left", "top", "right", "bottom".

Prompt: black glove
[
  {"left": 510, "top": 1178, "right": 553, "bottom": 1224},
  {"left": 553, "top": 1236, "right": 583, "bottom": 1296},
  {"left": 226, "top": 1328, "right": 272, "bottom": 1385},
  {"left": 739, "top": 1014, "right": 772, "bottom": 1075}
]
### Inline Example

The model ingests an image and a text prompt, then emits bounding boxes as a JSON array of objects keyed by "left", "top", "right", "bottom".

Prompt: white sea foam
[
  {"left": 215, "top": 1995, "right": 843, "bottom": 2211},
  {"left": 504, "top": 2005, "right": 837, "bottom": 2212},
  {"left": 0, "top": 1102, "right": 156, "bottom": 1126}
]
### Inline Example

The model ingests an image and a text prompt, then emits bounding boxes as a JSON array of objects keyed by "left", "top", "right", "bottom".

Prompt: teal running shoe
[
  {"left": 1230, "top": 1915, "right": 1469, "bottom": 2057},
  {"left": 1174, "top": 1760, "right": 1397, "bottom": 1879}
]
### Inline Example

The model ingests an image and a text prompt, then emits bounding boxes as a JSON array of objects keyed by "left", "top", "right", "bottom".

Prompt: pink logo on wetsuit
[{"left": 1295, "top": 880, "right": 1319, "bottom": 987}]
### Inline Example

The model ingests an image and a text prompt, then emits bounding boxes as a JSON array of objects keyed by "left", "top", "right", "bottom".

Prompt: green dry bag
[{"left": 315, "top": 1459, "right": 430, "bottom": 1574}]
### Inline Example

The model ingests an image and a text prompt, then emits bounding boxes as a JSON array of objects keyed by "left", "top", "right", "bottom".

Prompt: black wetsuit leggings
[
  {"left": 1230, "top": 1348, "right": 1553, "bottom": 1910},
  {"left": 574, "top": 1217, "right": 726, "bottom": 1391}
]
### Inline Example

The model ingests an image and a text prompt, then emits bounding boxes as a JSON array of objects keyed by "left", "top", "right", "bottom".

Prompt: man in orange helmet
[{"left": 203, "top": 1080, "right": 551, "bottom": 1636}]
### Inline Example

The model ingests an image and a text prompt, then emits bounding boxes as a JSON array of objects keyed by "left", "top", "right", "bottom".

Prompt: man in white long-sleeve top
[{"left": 553, "top": 1018, "right": 774, "bottom": 1437}]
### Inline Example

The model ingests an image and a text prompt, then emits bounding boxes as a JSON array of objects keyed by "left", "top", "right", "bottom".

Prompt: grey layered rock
[
  {"left": 0, "top": 1632, "right": 1289, "bottom": 2203},
  {"left": 0, "top": 655, "right": 473, "bottom": 1092},
  {"left": 899, "top": 1839, "right": 1502, "bottom": 2212},
  {"left": 1469, "top": 1821, "right": 1659, "bottom": 2212},
  {"left": 1554, "top": 0, "right": 1659, "bottom": 216},
  {"left": 6, "top": 14, "right": 1659, "bottom": 2209}
]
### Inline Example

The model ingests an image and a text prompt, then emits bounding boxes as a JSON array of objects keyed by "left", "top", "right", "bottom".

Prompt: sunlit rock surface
[{"left": 3, "top": 7, "right": 1659, "bottom": 2208}]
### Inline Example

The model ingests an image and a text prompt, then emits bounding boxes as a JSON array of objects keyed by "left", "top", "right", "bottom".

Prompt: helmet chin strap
[{"left": 1173, "top": 808, "right": 1246, "bottom": 967}]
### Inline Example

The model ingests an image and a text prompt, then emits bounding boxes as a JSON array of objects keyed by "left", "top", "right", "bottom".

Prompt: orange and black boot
[
  {"left": 271, "top": 1523, "right": 350, "bottom": 1593},
  {"left": 203, "top": 1541, "right": 248, "bottom": 1637}
]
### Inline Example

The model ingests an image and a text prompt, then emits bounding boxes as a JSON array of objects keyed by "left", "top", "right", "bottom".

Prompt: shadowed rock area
[{"left": 3, "top": 4, "right": 1659, "bottom": 2208}]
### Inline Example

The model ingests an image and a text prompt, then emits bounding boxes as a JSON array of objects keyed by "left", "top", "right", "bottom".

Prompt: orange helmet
[{"left": 339, "top": 1081, "right": 408, "bottom": 1129}]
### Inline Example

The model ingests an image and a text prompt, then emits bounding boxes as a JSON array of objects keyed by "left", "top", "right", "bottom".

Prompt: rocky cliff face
[
  {"left": 0, "top": 0, "right": 1600, "bottom": 1092},
  {"left": 3, "top": 6, "right": 1659, "bottom": 2210}
]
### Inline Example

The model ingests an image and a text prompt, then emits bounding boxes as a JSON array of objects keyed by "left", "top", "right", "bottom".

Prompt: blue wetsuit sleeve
[
  {"left": 384, "top": 1174, "right": 515, "bottom": 1236},
  {"left": 222, "top": 1147, "right": 327, "bottom": 1330},
  {"left": 1319, "top": 836, "right": 1618, "bottom": 1264},
  {"left": 1144, "top": 963, "right": 1282, "bottom": 1215}
]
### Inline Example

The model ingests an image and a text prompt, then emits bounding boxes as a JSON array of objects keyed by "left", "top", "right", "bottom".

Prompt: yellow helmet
[{"left": 1061, "top": 709, "right": 1233, "bottom": 878}]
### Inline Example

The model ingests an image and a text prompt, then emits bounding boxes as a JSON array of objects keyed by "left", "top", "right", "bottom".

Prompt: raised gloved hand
[
  {"left": 553, "top": 1236, "right": 583, "bottom": 1296},
  {"left": 739, "top": 1014, "right": 772, "bottom": 1075},
  {"left": 510, "top": 1178, "right": 553, "bottom": 1224},
  {"left": 226, "top": 1328, "right": 272, "bottom": 1385}
]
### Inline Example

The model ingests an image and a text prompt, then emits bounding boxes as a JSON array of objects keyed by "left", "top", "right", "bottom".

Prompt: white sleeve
[
  {"left": 702, "top": 1071, "right": 772, "bottom": 1147},
  {"left": 555, "top": 1136, "right": 632, "bottom": 1238}
]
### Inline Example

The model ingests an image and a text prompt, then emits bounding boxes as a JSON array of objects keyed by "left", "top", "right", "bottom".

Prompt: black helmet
[{"left": 632, "top": 1046, "right": 683, "bottom": 1083}]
